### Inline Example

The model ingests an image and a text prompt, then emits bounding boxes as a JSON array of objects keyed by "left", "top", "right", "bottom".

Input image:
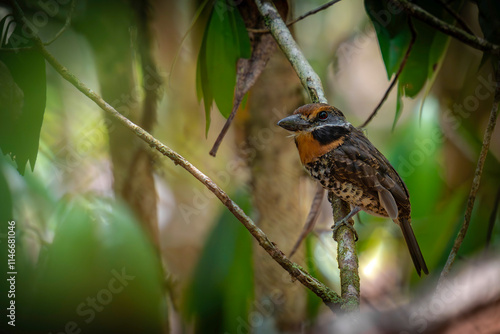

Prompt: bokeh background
[{"left": 1, "top": 0, "right": 499, "bottom": 333}]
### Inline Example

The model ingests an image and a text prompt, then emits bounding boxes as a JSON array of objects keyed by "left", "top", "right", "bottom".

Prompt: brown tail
[{"left": 396, "top": 218, "right": 429, "bottom": 276}]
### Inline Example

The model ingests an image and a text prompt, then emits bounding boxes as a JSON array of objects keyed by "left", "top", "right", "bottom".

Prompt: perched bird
[{"left": 278, "top": 103, "right": 428, "bottom": 276}]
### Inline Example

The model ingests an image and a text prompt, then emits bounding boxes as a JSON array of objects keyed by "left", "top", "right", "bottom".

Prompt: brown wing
[
  {"left": 327, "top": 127, "right": 410, "bottom": 216},
  {"left": 328, "top": 128, "right": 428, "bottom": 275}
]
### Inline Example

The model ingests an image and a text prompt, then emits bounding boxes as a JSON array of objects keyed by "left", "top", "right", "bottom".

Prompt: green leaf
[
  {"left": 365, "top": 0, "right": 412, "bottom": 78},
  {"left": 196, "top": 0, "right": 251, "bottom": 134},
  {"left": 397, "top": 26, "right": 429, "bottom": 97},
  {"left": 0, "top": 9, "right": 46, "bottom": 174},
  {"left": 397, "top": 0, "right": 463, "bottom": 97},
  {"left": 197, "top": 31, "right": 213, "bottom": 135},
  {"left": 185, "top": 192, "right": 253, "bottom": 334},
  {"left": 366, "top": 0, "right": 465, "bottom": 124},
  {"left": 418, "top": 30, "right": 450, "bottom": 123},
  {"left": 0, "top": 51, "right": 46, "bottom": 175}
]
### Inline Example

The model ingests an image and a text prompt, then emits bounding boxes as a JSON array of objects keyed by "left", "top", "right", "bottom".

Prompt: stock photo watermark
[{"left": 6, "top": 220, "right": 16, "bottom": 327}]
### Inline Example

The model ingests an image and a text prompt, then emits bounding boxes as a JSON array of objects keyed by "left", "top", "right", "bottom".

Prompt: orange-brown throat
[{"left": 295, "top": 132, "right": 345, "bottom": 164}]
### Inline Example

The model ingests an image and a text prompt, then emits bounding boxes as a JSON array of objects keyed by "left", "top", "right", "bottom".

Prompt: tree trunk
[{"left": 244, "top": 49, "right": 308, "bottom": 332}]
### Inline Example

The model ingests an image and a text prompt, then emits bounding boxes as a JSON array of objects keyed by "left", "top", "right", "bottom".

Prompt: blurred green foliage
[
  {"left": 185, "top": 192, "right": 254, "bottom": 334},
  {"left": 28, "top": 199, "right": 166, "bottom": 334},
  {"left": 0, "top": 156, "right": 166, "bottom": 333},
  {"left": 388, "top": 102, "right": 462, "bottom": 280}
]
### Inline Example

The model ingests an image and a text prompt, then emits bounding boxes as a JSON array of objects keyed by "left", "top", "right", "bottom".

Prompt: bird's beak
[{"left": 277, "top": 114, "right": 311, "bottom": 132}]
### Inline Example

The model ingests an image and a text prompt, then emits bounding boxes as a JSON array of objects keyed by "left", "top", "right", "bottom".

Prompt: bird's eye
[{"left": 318, "top": 111, "right": 328, "bottom": 120}]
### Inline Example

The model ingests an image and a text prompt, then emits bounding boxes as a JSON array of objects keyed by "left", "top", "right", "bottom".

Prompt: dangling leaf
[
  {"left": 196, "top": 0, "right": 251, "bottom": 135},
  {"left": 185, "top": 192, "right": 253, "bottom": 334},
  {"left": 364, "top": 0, "right": 412, "bottom": 78},
  {"left": 0, "top": 7, "right": 46, "bottom": 174},
  {"left": 0, "top": 47, "right": 46, "bottom": 175},
  {"left": 365, "top": 0, "right": 466, "bottom": 126},
  {"left": 209, "top": 1, "right": 284, "bottom": 156},
  {"left": 196, "top": 31, "right": 213, "bottom": 134}
]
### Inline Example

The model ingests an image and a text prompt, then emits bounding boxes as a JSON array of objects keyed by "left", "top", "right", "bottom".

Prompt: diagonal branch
[
  {"left": 394, "top": 0, "right": 500, "bottom": 53},
  {"left": 254, "top": 0, "right": 360, "bottom": 310},
  {"left": 436, "top": 0, "right": 474, "bottom": 36},
  {"left": 7, "top": 0, "right": 343, "bottom": 312},
  {"left": 438, "top": 63, "right": 500, "bottom": 286}
]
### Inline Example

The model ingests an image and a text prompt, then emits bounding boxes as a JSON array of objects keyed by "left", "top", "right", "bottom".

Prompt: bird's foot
[{"left": 331, "top": 218, "right": 358, "bottom": 241}]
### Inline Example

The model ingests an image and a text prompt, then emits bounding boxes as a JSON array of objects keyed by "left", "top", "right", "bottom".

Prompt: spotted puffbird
[{"left": 278, "top": 103, "right": 428, "bottom": 276}]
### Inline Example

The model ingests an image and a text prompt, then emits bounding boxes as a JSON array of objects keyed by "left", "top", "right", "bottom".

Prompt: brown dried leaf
[{"left": 209, "top": 1, "right": 288, "bottom": 156}]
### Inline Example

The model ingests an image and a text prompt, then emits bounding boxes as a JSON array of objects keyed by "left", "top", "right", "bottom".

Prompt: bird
[{"left": 277, "top": 103, "right": 429, "bottom": 276}]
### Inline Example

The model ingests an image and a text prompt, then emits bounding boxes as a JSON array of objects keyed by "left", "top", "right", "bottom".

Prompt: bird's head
[{"left": 277, "top": 103, "right": 352, "bottom": 164}]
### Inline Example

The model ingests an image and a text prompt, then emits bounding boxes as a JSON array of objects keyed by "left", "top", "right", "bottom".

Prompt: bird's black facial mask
[{"left": 311, "top": 124, "right": 350, "bottom": 145}]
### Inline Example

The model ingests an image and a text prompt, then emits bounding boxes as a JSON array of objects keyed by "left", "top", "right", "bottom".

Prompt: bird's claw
[{"left": 331, "top": 218, "right": 358, "bottom": 241}]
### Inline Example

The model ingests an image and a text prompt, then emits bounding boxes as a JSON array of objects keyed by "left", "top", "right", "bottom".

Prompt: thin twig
[
  {"left": 209, "top": 103, "right": 238, "bottom": 156},
  {"left": 359, "top": 18, "right": 416, "bottom": 128},
  {"left": 248, "top": 0, "right": 343, "bottom": 34},
  {"left": 44, "top": 0, "right": 76, "bottom": 46},
  {"left": 209, "top": 59, "right": 249, "bottom": 157},
  {"left": 438, "top": 63, "right": 500, "bottom": 286},
  {"left": 436, "top": 0, "right": 474, "bottom": 36},
  {"left": 0, "top": 0, "right": 75, "bottom": 52},
  {"left": 486, "top": 186, "right": 500, "bottom": 248},
  {"left": 7, "top": 0, "right": 342, "bottom": 311},
  {"left": 394, "top": 0, "right": 500, "bottom": 53},
  {"left": 255, "top": 0, "right": 360, "bottom": 311}
]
